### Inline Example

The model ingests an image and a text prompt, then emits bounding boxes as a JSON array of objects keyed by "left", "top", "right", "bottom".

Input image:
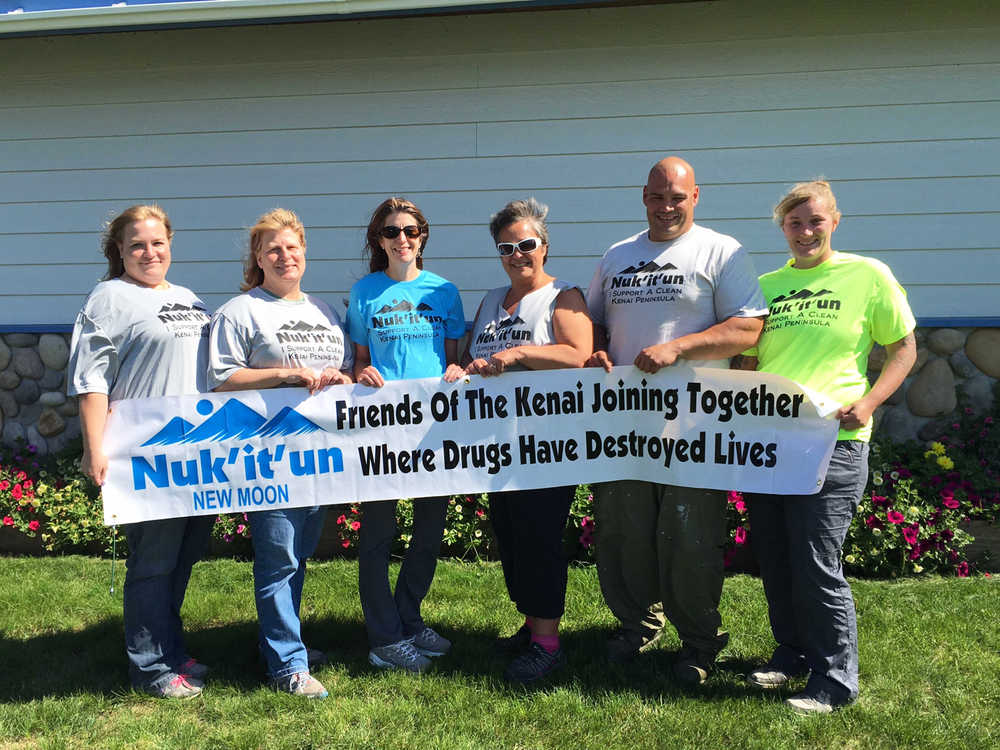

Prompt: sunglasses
[
  {"left": 497, "top": 237, "right": 543, "bottom": 256},
  {"left": 379, "top": 225, "right": 424, "bottom": 240}
]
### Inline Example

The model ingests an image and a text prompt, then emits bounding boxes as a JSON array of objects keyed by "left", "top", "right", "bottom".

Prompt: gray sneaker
[
  {"left": 147, "top": 674, "right": 202, "bottom": 699},
  {"left": 411, "top": 627, "right": 451, "bottom": 657},
  {"left": 606, "top": 628, "right": 662, "bottom": 663},
  {"left": 369, "top": 638, "right": 432, "bottom": 673},
  {"left": 786, "top": 693, "right": 834, "bottom": 715},
  {"left": 748, "top": 661, "right": 809, "bottom": 689},
  {"left": 272, "top": 671, "right": 329, "bottom": 699}
]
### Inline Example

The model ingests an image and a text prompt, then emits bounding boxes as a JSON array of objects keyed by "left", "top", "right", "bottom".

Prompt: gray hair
[{"left": 489, "top": 198, "right": 550, "bottom": 246}]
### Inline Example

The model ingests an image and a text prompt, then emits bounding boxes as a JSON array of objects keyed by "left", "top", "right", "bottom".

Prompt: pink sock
[{"left": 531, "top": 634, "right": 560, "bottom": 654}]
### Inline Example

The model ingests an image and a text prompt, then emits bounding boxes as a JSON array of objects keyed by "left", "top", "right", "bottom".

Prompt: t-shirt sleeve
[
  {"left": 207, "top": 312, "right": 252, "bottom": 390},
  {"left": 334, "top": 310, "right": 356, "bottom": 372},
  {"left": 585, "top": 261, "right": 607, "bottom": 327},
  {"left": 346, "top": 287, "right": 369, "bottom": 349},
  {"left": 714, "top": 245, "right": 769, "bottom": 321},
  {"left": 868, "top": 264, "right": 916, "bottom": 345},
  {"left": 66, "top": 311, "right": 117, "bottom": 396},
  {"left": 444, "top": 285, "right": 466, "bottom": 339}
]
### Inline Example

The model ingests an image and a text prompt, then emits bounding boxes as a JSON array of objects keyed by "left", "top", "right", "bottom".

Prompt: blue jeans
[
  {"left": 747, "top": 440, "right": 869, "bottom": 703},
  {"left": 248, "top": 506, "right": 327, "bottom": 679},
  {"left": 123, "top": 514, "right": 214, "bottom": 690}
]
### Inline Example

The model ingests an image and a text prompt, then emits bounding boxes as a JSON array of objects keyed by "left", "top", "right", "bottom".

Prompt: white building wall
[{"left": 1, "top": 0, "right": 998, "bottom": 327}]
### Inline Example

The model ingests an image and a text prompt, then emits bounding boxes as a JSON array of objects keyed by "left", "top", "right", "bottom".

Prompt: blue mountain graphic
[
  {"left": 141, "top": 417, "right": 195, "bottom": 446},
  {"left": 252, "top": 406, "right": 324, "bottom": 438},
  {"left": 178, "top": 399, "right": 268, "bottom": 443}
]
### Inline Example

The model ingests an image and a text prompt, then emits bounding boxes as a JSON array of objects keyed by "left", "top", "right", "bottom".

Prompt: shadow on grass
[{"left": 0, "top": 615, "right": 780, "bottom": 705}]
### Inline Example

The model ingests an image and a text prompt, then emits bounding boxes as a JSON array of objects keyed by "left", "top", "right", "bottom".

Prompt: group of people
[{"left": 67, "top": 155, "right": 916, "bottom": 715}]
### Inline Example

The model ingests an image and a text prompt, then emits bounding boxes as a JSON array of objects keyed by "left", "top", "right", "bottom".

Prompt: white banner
[{"left": 101, "top": 366, "right": 841, "bottom": 525}]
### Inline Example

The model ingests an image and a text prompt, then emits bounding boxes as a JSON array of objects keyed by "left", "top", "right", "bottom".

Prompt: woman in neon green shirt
[{"left": 739, "top": 180, "right": 916, "bottom": 715}]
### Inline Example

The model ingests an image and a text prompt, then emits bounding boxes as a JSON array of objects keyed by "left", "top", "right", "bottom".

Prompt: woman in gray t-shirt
[
  {"left": 67, "top": 205, "right": 214, "bottom": 699},
  {"left": 208, "top": 208, "right": 352, "bottom": 700}
]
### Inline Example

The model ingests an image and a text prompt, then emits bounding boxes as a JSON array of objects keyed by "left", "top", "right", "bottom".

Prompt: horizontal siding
[{"left": 1, "top": 0, "right": 998, "bottom": 325}]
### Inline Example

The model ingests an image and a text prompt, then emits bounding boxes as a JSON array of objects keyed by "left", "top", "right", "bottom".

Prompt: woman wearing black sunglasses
[
  {"left": 346, "top": 197, "right": 466, "bottom": 673},
  {"left": 463, "top": 198, "right": 592, "bottom": 682}
]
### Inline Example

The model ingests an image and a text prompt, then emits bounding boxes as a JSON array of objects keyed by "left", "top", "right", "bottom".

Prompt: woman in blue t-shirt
[{"left": 347, "top": 197, "right": 466, "bottom": 673}]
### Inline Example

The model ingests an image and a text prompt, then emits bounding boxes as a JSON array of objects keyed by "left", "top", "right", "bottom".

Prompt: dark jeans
[
  {"left": 358, "top": 497, "right": 448, "bottom": 647},
  {"left": 747, "top": 440, "right": 869, "bottom": 703},
  {"left": 123, "top": 514, "right": 215, "bottom": 690},
  {"left": 489, "top": 485, "right": 574, "bottom": 620}
]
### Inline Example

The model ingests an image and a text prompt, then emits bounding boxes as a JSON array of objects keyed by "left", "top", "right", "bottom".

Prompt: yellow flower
[
  {"left": 872, "top": 527, "right": 882, "bottom": 536},
  {"left": 936, "top": 456, "right": 955, "bottom": 470},
  {"left": 930, "top": 441, "right": 946, "bottom": 455},
  {"left": 913, "top": 564, "right": 924, "bottom": 573},
  {"left": 845, "top": 554, "right": 856, "bottom": 564},
  {"left": 909, "top": 506, "right": 920, "bottom": 516}
]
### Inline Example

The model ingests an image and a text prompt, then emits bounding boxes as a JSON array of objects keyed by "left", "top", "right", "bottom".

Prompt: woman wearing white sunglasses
[
  {"left": 347, "top": 197, "right": 466, "bottom": 674},
  {"left": 463, "top": 198, "right": 592, "bottom": 682}
]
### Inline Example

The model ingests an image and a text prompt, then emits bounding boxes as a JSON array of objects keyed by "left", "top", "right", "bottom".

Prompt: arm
[
  {"left": 213, "top": 366, "right": 324, "bottom": 394},
  {"left": 837, "top": 332, "right": 916, "bottom": 430},
  {"left": 353, "top": 343, "right": 385, "bottom": 388},
  {"left": 634, "top": 315, "right": 765, "bottom": 374},
  {"left": 584, "top": 323, "right": 614, "bottom": 372},
  {"left": 443, "top": 338, "right": 466, "bottom": 382},
  {"left": 79, "top": 392, "right": 110, "bottom": 486},
  {"left": 470, "top": 288, "right": 593, "bottom": 375}
]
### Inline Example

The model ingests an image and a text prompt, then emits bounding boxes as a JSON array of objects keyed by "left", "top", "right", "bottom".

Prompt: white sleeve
[
  {"left": 585, "top": 260, "right": 608, "bottom": 328},
  {"left": 207, "top": 312, "right": 252, "bottom": 390},
  {"left": 713, "top": 245, "right": 768, "bottom": 321},
  {"left": 66, "top": 311, "right": 117, "bottom": 396}
]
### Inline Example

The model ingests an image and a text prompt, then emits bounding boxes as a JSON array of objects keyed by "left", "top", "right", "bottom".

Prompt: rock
[
  {"left": 0, "top": 339, "right": 9, "bottom": 371},
  {"left": 927, "top": 328, "right": 966, "bottom": 356},
  {"left": 913, "top": 328, "right": 927, "bottom": 346},
  {"left": 39, "top": 391, "right": 66, "bottom": 407},
  {"left": 39, "top": 367, "right": 64, "bottom": 390},
  {"left": 38, "top": 334, "right": 70, "bottom": 370},
  {"left": 966, "top": 329, "right": 1000, "bottom": 377},
  {"left": 0, "top": 392, "right": 17, "bottom": 418},
  {"left": 2, "top": 420, "right": 25, "bottom": 445},
  {"left": 12, "top": 378, "right": 39, "bottom": 406},
  {"left": 4, "top": 333, "right": 38, "bottom": 347},
  {"left": 19, "top": 403, "right": 42, "bottom": 425},
  {"left": 57, "top": 398, "right": 79, "bottom": 417},
  {"left": 884, "top": 380, "right": 906, "bottom": 406},
  {"left": 912, "top": 348, "right": 930, "bottom": 374},
  {"left": 906, "top": 358, "right": 957, "bottom": 417},
  {"left": 878, "top": 403, "right": 930, "bottom": 444},
  {"left": 61, "top": 416, "right": 81, "bottom": 441},
  {"left": 37, "top": 408, "right": 65, "bottom": 437},
  {"left": 949, "top": 350, "right": 980, "bottom": 379},
  {"left": 11, "top": 348, "right": 44, "bottom": 380},
  {"left": 0, "top": 370, "right": 19, "bottom": 390},
  {"left": 26, "top": 427, "right": 48, "bottom": 456},
  {"left": 960, "top": 375, "right": 996, "bottom": 414}
]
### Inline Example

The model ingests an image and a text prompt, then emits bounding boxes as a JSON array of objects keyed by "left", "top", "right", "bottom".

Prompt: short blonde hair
[
  {"left": 241, "top": 208, "right": 306, "bottom": 291},
  {"left": 773, "top": 179, "right": 841, "bottom": 225},
  {"left": 102, "top": 204, "right": 173, "bottom": 280}
]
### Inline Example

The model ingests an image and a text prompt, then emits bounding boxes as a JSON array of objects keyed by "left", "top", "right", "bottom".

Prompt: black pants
[{"left": 489, "top": 485, "right": 575, "bottom": 620}]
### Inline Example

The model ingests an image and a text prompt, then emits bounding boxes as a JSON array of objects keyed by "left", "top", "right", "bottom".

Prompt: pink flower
[
  {"left": 887, "top": 510, "right": 905, "bottom": 524},
  {"left": 27, "top": 520, "right": 39, "bottom": 531},
  {"left": 581, "top": 516, "right": 594, "bottom": 529},
  {"left": 341, "top": 539, "right": 351, "bottom": 548},
  {"left": 864, "top": 515, "right": 881, "bottom": 529},
  {"left": 236, "top": 524, "right": 246, "bottom": 534},
  {"left": 956, "top": 562, "right": 970, "bottom": 577},
  {"left": 2, "top": 516, "right": 13, "bottom": 526},
  {"left": 871, "top": 495, "right": 888, "bottom": 506},
  {"left": 11, "top": 484, "right": 22, "bottom": 501},
  {"left": 223, "top": 533, "right": 234, "bottom": 543},
  {"left": 350, "top": 506, "right": 359, "bottom": 514},
  {"left": 727, "top": 491, "right": 743, "bottom": 504},
  {"left": 734, "top": 500, "right": 747, "bottom": 513},
  {"left": 350, "top": 521, "right": 361, "bottom": 531},
  {"left": 475, "top": 509, "right": 485, "bottom": 518},
  {"left": 579, "top": 531, "right": 593, "bottom": 548},
  {"left": 985, "top": 417, "right": 994, "bottom": 425},
  {"left": 0, "top": 480, "right": 9, "bottom": 491},
  {"left": 336, "top": 514, "right": 347, "bottom": 524},
  {"left": 734, "top": 526, "right": 748, "bottom": 545},
  {"left": 902, "top": 524, "right": 920, "bottom": 545},
  {"left": 22, "top": 479, "right": 32, "bottom": 489},
  {"left": 942, "top": 496, "right": 960, "bottom": 509}
]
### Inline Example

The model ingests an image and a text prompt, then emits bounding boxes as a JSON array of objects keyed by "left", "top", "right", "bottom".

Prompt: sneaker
[
  {"left": 147, "top": 674, "right": 202, "bottom": 699},
  {"left": 504, "top": 642, "right": 565, "bottom": 683},
  {"left": 180, "top": 657, "right": 209, "bottom": 681},
  {"left": 369, "top": 638, "right": 432, "bottom": 673},
  {"left": 748, "top": 661, "right": 809, "bottom": 689},
  {"left": 495, "top": 624, "right": 532, "bottom": 655},
  {"left": 272, "top": 671, "right": 329, "bottom": 700},
  {"left": 606, "top": 628, "right": 661, "bottom": 663},
  {"left": 306, "top": 647, "right": 329, "bottom": 668},
  {"left": 672, "top": 645, "right": 716, "bottom": 685},
  {"left": 786, "top": 693, "right": 834, "bottom": 715},
  {"left": 411, "top": 626, "right": 451, "bottom": 657}
]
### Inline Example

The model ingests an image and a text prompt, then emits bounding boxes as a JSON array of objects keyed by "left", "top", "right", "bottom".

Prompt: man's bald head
[{"left": 643, "top": 156, "right": 699, "bottom": 241}]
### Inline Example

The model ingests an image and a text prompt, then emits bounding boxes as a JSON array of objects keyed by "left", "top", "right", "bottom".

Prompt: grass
[{"left": 1, "top": 556, "right": 998, "bottom": 750}]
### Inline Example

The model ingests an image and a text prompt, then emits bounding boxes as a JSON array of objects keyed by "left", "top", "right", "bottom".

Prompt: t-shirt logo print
[
  {"left": 276, "top": 320, "right": 338, "bottom": 344},
  {"left": 156, "top": 302, "right": 210, "bottom": 339},
  {"left": 766, "top": 288, "right": 842, "bottom": 331},
  {"left": 475, "top": 316, "right": 530, "bottom": 346},
  {"left": 370, "top": 300, "right": 443, "bottom": 329},
  {"left": 611, "top": 260, "right": 685, "bottom": 289}
]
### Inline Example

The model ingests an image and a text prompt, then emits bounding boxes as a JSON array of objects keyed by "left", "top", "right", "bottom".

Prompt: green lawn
[{"left": 1, "top": 557, "right": 998, "bottom": 749}]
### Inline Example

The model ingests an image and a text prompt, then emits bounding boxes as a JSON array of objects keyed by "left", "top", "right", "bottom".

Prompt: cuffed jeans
[
  {"left": 123, "top": 514, "right": 214, "bottom": 690},
  {"left": 747, "top": 440, "right": 869, "bottom": 703},
  {"left": 248, "top": 506, "right": 326, "bottom": 680},
  {"left": 490, "top": 485, "right": 575, "bottom": 620},
  {"left": 359, "top": 497, "right": 448, "bottom": 647},
  {"left": 594, "top": 480, "right": 729, "bottom": 655}
]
